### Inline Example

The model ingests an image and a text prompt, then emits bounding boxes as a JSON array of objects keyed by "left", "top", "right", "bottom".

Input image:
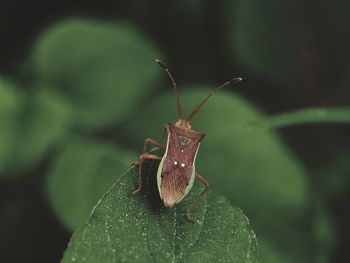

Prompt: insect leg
[
  {"left": 186, "top": 172, "right": 209, "bottom": 223},
  {"left": 143, "top": 138, "right": 165, "bottom": 153},
  {"left": 128, "top": 154, "right": 162, "bottom": 196}
]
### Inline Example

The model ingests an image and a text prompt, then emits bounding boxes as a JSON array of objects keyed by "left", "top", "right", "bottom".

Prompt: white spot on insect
[
  {"left": 181, "top": 163, "right": 185, "bottom": 167},
  {"left": 174, "top": 161, "right": 178, "bottom": 165},
  {"left": 181, "top": 150, "right": 184, "bottom": 153}
]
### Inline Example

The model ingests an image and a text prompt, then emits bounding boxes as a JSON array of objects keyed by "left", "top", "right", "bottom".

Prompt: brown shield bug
[{"left": 129, "top": 59, "right": 242, "bottom": 223}]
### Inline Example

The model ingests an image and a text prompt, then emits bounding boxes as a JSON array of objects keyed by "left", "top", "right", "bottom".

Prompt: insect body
[
  {"left": 157, "top": 120, "right": 204, "bottom": 208},
  {"left": 130, "top": 60, "right": 241, "bottom": 223}
]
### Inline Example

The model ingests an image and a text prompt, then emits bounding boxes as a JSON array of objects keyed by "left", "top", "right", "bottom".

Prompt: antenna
[
  {"left": 186, "top": 77, "right": 242, "bottom": 121},
  {"left": 155, "top": 59, "right": 183, "bottom": 119}
]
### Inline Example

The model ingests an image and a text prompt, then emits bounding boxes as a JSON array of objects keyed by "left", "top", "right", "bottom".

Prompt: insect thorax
[{"left": 178, "top": 135, "right": 191, "bottom": 150}]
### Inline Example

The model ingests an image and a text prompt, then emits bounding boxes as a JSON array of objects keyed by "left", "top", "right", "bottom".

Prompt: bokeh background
[{"left": 1, "top": 1, "right": 349, "bottom": 262}]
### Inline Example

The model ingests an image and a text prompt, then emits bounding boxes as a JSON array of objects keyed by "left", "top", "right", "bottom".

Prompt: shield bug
[{"left": 129, "top": 59, "right": 242, "bottom": 223}]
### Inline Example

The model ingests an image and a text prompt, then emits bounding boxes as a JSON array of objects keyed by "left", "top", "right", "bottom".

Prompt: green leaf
[
  {"left": 0, "top": 78, "right": 24, "bottom": 176},
  {"left": 319, "top": 152, "right": 350, "bottom": 197},
  {"left": 312, "top": 201, "right": 336, "bottom": 263},
  {"left": 0, "top": 79, "right": 72, "bottom": 177},
  {"left": 47, "top": 138, "right": 136, "bottom": 231},
  {"left": 30, "top": 18, "right": 162, "bottom": 128},
  {"left": 61, "top": 160, "right": 259, "bottom": 263},
  {"left": 15, "top": 88, "right": 72, "bottom": 172},
  {"left": 257, "top": 238, "right": 295, "bottom": 263},
  {"left": 244, "top": 107, "right": 350, "bottom": 130}
]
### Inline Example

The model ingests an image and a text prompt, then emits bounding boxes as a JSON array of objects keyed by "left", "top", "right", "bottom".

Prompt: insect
[{"left": 129, "top": 59, "right": 242, "bottom": 223}]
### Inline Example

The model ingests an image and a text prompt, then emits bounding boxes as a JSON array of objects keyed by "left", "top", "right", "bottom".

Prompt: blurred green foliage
[
  {"left": 0, "top": 1, "right": 349, "bottom": 262},
  {"left": 0, "top": 78, "right": 23, "bottom": 176},
  {"left": 246, "top": 108, "right": 350, "bottom": 130},
  {"left": 29, "top": 19, "right": 162, "bottom": 128},
  {"left": 46, "top": 138, "right": 136, "bottom": 231},
  {"left": 0, "top": 79, "right": 71, "bottom": 176}
]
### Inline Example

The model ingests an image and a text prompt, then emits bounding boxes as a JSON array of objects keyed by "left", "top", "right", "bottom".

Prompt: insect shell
[{"left": 157, "top": 119, "right": 205, "bottom": 207}]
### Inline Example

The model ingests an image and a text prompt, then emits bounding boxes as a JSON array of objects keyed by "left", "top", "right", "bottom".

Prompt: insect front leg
[
  {"left": 186, "top": 172, "right": 209, "bottom": 223},
  {"left": 143, "top": 138, "right": 165, "bottom": 153},
  {"left": 128, "top": 153, "right": 162, "bottom": 196}
]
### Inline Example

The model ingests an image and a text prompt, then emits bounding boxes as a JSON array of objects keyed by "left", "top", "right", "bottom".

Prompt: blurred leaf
[
  {"left": 30, "top": 18, "right": 162, "bottom": 128},
  {"left": 231, "top": 0, "right": 300, "bottom": 82},
  {"left": 15, "top": 88, "right": 72, "bottom": 172},
  {"left": 61, "top": 161, "right": 259, "bottom": 263},
  {"left": 0, "top": 78, "right": 24, "bottom": 176},
  {"left": 126, "top": 87, "right": 309, "bottom": 261},
  {"left": 318, "top": 152, "right": 350, "bottom": 198},
  {"left": 244, "top": 107, "right": 350, "bottom": 130},
  {"left": 47, "top": 138, "right": 136, "bottom": 231},
  {"left": 0, "top": 79, "right": 72, "bottom": 177},
  {"left": 257, "top": 238, "right": 294, "bottom": 263},
  {"left": 313, "top": 201, "right": 336, "bottom": 263}
]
